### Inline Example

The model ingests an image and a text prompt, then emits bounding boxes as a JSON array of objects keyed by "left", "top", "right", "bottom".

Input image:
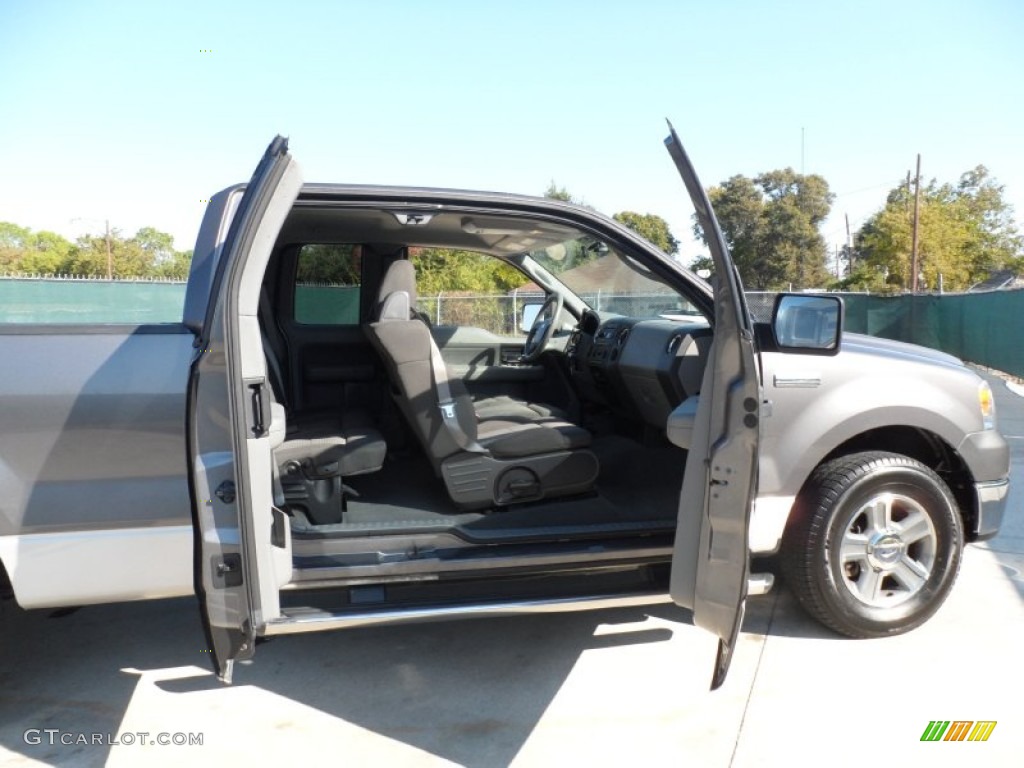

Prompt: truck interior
[{"left": 252, "top": 198, "right": 716, "bottom": 583}]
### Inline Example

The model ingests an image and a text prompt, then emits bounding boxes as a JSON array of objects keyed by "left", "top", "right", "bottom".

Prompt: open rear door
[
  {"left": 188, "top": 136, "right": 303, "bottom": 682},
  {"left": 664, "top": 124, "right": 761, "bottom": 689}
]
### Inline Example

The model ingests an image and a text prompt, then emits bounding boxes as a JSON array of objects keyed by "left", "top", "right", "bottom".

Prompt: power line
[{"left": 831, "top": 179, "right": 903, "bottom": 199}]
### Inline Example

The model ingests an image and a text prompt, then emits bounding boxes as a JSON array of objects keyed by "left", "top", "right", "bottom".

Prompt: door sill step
[{"left": 261, "top": 590, "right": 674, "bottom": 636}]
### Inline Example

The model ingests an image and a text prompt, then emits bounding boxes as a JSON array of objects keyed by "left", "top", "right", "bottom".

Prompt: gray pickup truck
[{"left": 0, "top": 130, "right": 1009, "bottom": 687}]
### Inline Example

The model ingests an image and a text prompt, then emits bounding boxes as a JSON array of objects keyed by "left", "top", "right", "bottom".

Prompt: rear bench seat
[
  {"left": 260, "top": 286, "right": 386, "bottom": 525},
  {"left": 273, "top": 408, "right": 387, "bottom": 525},
  {"left": 276, "top": 409, "right": 386, "bottom": 479}
]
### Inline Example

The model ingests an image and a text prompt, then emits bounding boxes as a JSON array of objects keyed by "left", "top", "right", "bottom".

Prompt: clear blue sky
[{"left": 1, "top": 0, "right": 1021, "bottom": 265}]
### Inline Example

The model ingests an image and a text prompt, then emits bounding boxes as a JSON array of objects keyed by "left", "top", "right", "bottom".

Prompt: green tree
[
  {"left": 153, "top": 249, "right": 193, "bottom": 279},
  {"left": 542, "top": 183, "right": 684, "bottom": 273},
  {"left": 544, "top": 181, "right": 575, "bottom": 203},
  {"left": 693, "top": 169, "right": 835, "bottom": 290},
  {"left": 612, "top": 211, "right": 679, "bottom": 255},
  {"left": 68, "top": 229, "right": 153, "bottom": 277},
  {"left": 21, "top": 230, "right": 74, "bottom": 274},
  {"left": 133, "top": 227, "right": 176, "bottom": 264},
  {"left": 0, "top": 221, "right": 193, "bottom": 279},
  {"left": 0, "top": 223, "right": 76, "bottom": 274},
  {"left": 850, "top": 166, "right": 1022, "bottom": 292},
  {"left": 689, "top": 254, "right": 714, "bottom": 275},
  {"left": 0, "top": 222, "right": 31, "bottom": 248},
  {"left": 411, "top": 248, "right": 523, "bottom": 295},
  {"left": 0, "top": 222, "right": 32, "bottom": 271},
  {"left": 699, "top": 175, "right": 771, "bottom": 283},
  {"left": 295, "top": 244, "right": 361, "bottom": 284}
]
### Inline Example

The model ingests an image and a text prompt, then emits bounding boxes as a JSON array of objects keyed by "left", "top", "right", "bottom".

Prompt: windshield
[{"left": 526, "top": 235, "right": 704, "bottom": 321}]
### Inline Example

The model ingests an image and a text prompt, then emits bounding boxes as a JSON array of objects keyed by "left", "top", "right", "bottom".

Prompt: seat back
[{"left": 365, "top": 264, "right": 478, "bottom": 470}]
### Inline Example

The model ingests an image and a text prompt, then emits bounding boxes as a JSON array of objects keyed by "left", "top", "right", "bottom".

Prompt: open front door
[
  {"left": 664, "top": 124, "right": 761, "bottom": 689},
  {"left": 188, "top": 136, "right": 303, "bottom": 682}
]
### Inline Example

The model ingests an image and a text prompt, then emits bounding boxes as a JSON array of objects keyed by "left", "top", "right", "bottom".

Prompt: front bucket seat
[{"left": 365, "top": 260, "right": 598, "bottom": 510}]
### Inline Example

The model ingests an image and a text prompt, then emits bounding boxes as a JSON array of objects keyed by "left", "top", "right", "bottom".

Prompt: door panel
[
  {"left": 190, "top": 136, "right": 303, "bottom": 682},
  {"left": 664, "top": 125, "right": 761, "bottom": 689},
  {"left": 432, "top": 325, "right": 543, "bottom": 401}
]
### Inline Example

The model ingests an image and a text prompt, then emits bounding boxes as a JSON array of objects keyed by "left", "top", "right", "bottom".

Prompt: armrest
[
  {"left": 268, "top": 402, "right": 287, "bottom": 450},
  {"left": 666, "top": 396, "right": 699, "bottom": 450}
]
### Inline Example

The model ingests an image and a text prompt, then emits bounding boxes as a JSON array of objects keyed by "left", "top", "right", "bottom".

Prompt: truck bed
[{"left": 0, "top": 324, "right": 196, "bottom": 607}]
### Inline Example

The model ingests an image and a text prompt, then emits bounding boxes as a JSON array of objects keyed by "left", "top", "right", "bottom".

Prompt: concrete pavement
[{"left": 1, "top": 373, "right": 1021, "bottom": 768}]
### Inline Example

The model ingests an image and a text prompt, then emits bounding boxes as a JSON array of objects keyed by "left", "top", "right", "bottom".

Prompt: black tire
[{"left": 781, "top": 451, "right": 963, "bottom": 638}]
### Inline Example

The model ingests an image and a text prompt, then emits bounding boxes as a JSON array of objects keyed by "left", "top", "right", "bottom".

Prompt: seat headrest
[
  {"left": 376, "top": 260, "right": 417, "bottom": 318},
  {"left": 379, "top": 290, "right": 411, "bottom": 322}
]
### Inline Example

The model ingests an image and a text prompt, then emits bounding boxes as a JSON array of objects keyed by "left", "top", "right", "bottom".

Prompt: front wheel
[{"left": 781, "top": 451, "right": 963, "bottom": 638}]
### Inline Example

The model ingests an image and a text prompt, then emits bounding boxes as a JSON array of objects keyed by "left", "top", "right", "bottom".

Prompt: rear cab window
[{"left": 293, "top": 244, "right": 361, "bottom": 325}]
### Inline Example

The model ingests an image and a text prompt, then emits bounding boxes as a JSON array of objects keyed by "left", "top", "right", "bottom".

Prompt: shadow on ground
[
  {"left": 1, "top": 597, "right": 667, "bottom": 766},
  {"left": 0, "top": 581, "right": 838, "bottom": 768}
]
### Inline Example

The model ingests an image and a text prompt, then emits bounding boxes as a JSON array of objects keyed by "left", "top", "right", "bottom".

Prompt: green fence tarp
[
  {"left": 0, "top": 280, "right": 188, "bottom": 324},
  {"left": 0, "top": 281, "right": 360, "bottom": 326},
  {"left": 842, "top": 290, "right": 1024, "bottom": 378},
  {"left": 2, "top": 279, "right": 1021, "bottom": 378},
  {"left": 293, "top": 285, "right": 359, "bottom": 325}
]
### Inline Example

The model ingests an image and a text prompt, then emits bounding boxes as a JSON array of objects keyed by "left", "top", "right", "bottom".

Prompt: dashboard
[{"left": 566, "top": 310, "right": 712, "bottom": 430}]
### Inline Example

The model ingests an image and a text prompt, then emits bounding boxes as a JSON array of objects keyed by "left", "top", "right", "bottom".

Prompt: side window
[
  {"left": 294, "top": 244, "right": 361, "bottom": 325},
  {"left": 409, "top": 247, "right": 528, "bottom": 335}
]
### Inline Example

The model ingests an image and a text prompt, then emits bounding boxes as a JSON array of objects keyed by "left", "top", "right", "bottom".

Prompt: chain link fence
[
  {"left": 416, "top": 292, "right": 542, "bottom": 336},
  {"left": 745, "top": 292, "right": 780, "bottom": 323},
  {"left": 416, "top": 290, "right": 695, "bottom": 335}
]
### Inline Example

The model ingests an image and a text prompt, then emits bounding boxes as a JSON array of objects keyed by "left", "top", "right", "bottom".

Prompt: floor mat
[{"left": 291, "top": 436, "right": 683, "bottom": 541}]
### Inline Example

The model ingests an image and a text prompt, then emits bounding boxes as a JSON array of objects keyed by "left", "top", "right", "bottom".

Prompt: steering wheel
[{"left": 521, "top": 293, "right": 564, "bottom": 363}]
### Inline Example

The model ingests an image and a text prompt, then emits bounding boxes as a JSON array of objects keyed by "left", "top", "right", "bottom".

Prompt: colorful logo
[{"left": 920, "top": 721, "right": 997, "bottom": 742}]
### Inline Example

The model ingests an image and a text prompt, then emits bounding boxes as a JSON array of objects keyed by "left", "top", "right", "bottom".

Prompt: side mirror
[
  {"left": 771, "top": 294, "right": 842, "bottom": 354},
  {"left": 521, "top": 302, "right": 542, "bottom": 332}
]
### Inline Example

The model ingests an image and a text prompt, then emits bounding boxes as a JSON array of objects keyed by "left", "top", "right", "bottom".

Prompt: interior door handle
[{"left": 245, "top": 378, "right": 270, "bottom": 437}]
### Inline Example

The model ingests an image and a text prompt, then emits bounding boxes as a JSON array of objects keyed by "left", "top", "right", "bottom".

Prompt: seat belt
[
  {"left": 426, "top": 332, "right": 488, "bottom": 454},
  {"left": 258, "top": 288, "right": 289, "bottom": 410}
]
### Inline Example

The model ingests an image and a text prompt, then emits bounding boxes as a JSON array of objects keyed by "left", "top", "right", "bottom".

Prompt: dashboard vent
[
  {"left": 610, "top": 327, "right": 630, "bottom": 361},
  {"left": 566, "top": 329, "right": 581, "bottom": 356}
]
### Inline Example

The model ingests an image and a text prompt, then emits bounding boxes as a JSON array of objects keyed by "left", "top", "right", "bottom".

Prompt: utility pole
[
  {"left": 800, "top": 127, "right": 805, "bottom": 174},
  {"left": 105, "top": 219, "right": 113, "bottom": 280},
  {"left": 910, "top": 154, "right": 921, "bottom": 293},
  {"left": 845, "top": 213, "right": 853, "bottom": 274}
]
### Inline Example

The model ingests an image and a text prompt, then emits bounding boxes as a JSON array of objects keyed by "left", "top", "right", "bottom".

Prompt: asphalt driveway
[{"left": 1, "top": 372, "right": 1021, "bottom": 768}]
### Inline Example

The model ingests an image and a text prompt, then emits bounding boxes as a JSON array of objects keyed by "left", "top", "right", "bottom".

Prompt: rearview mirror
[{"left": 771, "top": 294, "right": 842, "bottom": 354}]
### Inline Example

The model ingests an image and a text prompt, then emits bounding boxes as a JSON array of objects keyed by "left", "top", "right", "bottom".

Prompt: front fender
[{"left": 759, "top": 351, "right": 985, "bottom": 499}]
